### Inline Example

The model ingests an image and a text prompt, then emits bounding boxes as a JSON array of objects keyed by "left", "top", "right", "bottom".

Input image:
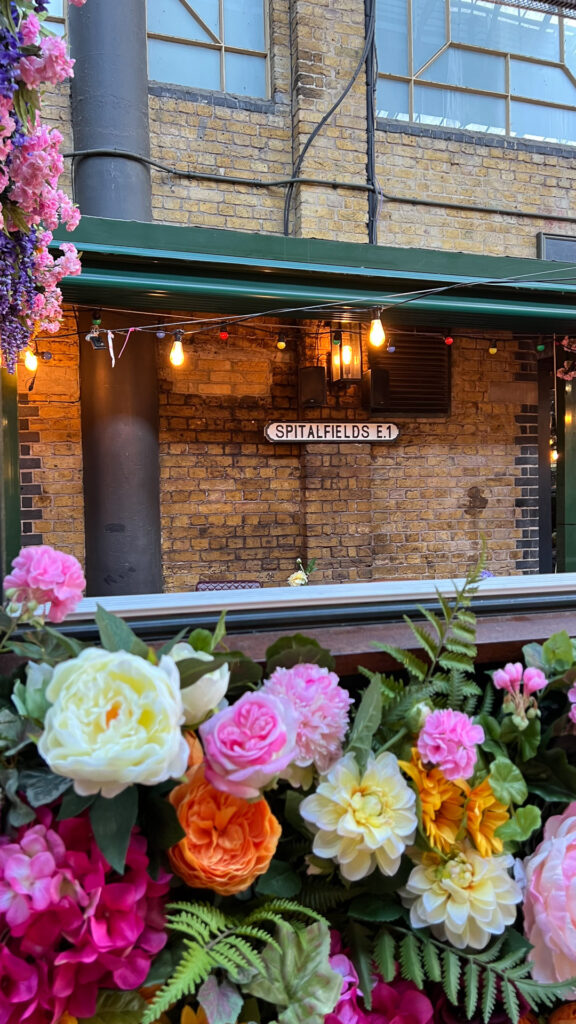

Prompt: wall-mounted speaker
[
  {"left": 362, "top": 368, "right": 389, "bottom": 412},
  {"left": 298, "top": 366, "right": 327, "bottom": 408}
]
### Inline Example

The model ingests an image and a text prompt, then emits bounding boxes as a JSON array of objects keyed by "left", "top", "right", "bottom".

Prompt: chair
[{"left": 195, "top": 580, "right": 262, "bottom": 591}]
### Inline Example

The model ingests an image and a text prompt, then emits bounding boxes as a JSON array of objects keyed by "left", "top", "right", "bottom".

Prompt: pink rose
[
  {"left": 199, "top": 692, "right": 297, "bottom": 799},
  {"left": 3, "top": 545, "right": 85, "bottom": 623},
  {"left": 416, "top": 709, "right": 484, "bottom": 781},
  {"left": 523, "top": 802, "right": 576, "bottom": 989}
]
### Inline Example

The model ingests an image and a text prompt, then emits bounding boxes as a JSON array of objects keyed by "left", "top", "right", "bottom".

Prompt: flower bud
[{"left": 407, "top": 701, "right": 432, "bottom": 732}]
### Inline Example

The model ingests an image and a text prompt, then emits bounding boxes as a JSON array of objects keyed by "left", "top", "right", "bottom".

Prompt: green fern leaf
[
  {"left": 374, "top": 929, "right": 396, "bottom": 983},
  {"left": 422, "top": 940, "right": 442, "bottom": 983},
  {"left": 481, "top": 969, "right": 497, "bottom": 1023},
  {"left": 420, "top": 608, "right": 444, "bottom": 637},
  {"left": 436, "top": 592, "right": 453, "bottom": 621},
  {"left": 445, "top": 639, "right": 478, "bottom": 658},
  {"left": 493, "top": 949, "right": 528, "bottom": 971},
  {"left": 403, "top": 619, "right": 439, "bottom": 661},
  {"left": 442, "top": 949, "right": 461, "bottom": 1004},
  {"left": 298, "top": 881, "right": 353, "bottom": 913},
  {"left": 465, "top": 961, "right": 480, "bottom": 1018},
  {"left": 216, "top": 937, "right": 266, "bottom": 973},
  {"left": 247, "top": 898, "right": 326, "bottom": 923},
  {"left": 235, "top": 924, "right": 281, "bottom": 949},
  {"left": 501, "top": 980, "right": 521, "bottom": 1023},
  {"left": 454, "top": 609, "right": 477, "bottom": 628},
  {"left": 374, "top": 644, "right": 428, "bottom": 683},
  {"left": 474, "top": 937, "right": 506, "bottom": 964},
  {"left": 141, "top": 943, "right": 213, "bottom": 1024},
  {"left": 438, "top": 652, "right": 475, "bottom": 673},
  {"left": 400, "top": 933, "right": 424, "bottom": 988}
]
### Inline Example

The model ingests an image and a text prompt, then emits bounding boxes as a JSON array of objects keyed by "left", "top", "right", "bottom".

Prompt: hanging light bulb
[
  {"left": 24, "top": 349, "right": 38, "bottom": 372},
  {"left": 488, "top": 343, "right": 498, "bottom": 355},
  {"left": 444, "top": 336, "right": 454, "bottom": 346},
  {"left": 170, "top": 330, "right": 185, "bottom": 367},
  {"left": 341, "top": 343, "right": 353, "bottom": 366},
  {"left": 219, "top": 323, "right": 229, "bottom": 341},
  {"left": 276, "top": 333, "right": 287, "bottom": 350},
  {"left": 369, "top": 312, "right": 385, "bottom": 348}
]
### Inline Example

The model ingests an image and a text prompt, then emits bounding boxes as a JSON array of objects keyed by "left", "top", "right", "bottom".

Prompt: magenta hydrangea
[
  {"left": 3, "top": 544, "right": 85, "bottom": 622},
  {"left": 262, "top": 662, "right": 353, "bottom": 772},
  {"left": 416, "top": 709, "right": 484, "bottom": 781}
]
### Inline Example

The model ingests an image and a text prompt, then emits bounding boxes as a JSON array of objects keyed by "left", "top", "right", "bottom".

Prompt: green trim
[
  {"left": 556, "top": 382, "right": 576, "bottom": 572},
  {"left": 1, "top": 369, "right": 20, "bottom": 576}
]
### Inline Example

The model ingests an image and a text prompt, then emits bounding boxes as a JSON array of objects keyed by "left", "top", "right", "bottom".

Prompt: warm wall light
[
  {"left": 170, "top": 330, "right": 185, "bottom": 367},
  {"left": 488, "top": 343, "right": 498, "bottom": 355},
  {"left": 330, "top": 324, "right": 362, "bottom": 383},
  {"left": 24, "top": 349, "right": 38, "bottom": 372},
  {"left": 369, "top": 313, "right": 385, "bottom": 348}
]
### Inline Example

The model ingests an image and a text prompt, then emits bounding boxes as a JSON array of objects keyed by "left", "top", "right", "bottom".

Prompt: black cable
[{"left": 364, "top": 0, "right": 379, "bottom": 244}]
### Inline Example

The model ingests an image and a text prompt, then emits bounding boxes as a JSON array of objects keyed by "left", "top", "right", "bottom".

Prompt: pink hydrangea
[
  {"left": 19, "top": 14, "right": 41, "bottom": 46},
  {"left": 493, "top": 662, "right": 548, "bottom": 696},
  {"left": 0, "top": 824, "right": 84, "bottom": 931},
  {"left": 4, "top": 544, "right": 85, "bottom": 623},
  {"left": 416, "top": 709, "right": 484, "bottom": 781},
  {"left": 18, "top": 36, "right": 75, "bottom": 89},
  {"left": 568, "top": 684, "right": 576, "bottom": 724},
  {"left": 199, "top": 690, "right": 298, "bottom": 799},
  {"left": 523, "top": 802, "right": 576, "bottom": 989},
  {"left": 7, "top": 119, "right": 79, "bottom": 233},
  {"left": 262, "top": 663, "right": 352, "bottom": 772}
]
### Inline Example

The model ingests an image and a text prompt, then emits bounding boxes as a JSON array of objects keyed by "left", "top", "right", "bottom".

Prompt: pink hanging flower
[
  {"left": 18, "top": 37, "right": 75, "bottom": 89},
  {"left": 262, "top": 662, "right": 352, "bottom": 772},
  {"left": 416, "top": 709, "right": 484, "bottom": 781},
  {"left": 492, "top": 662, "right": 548, "bottom": 730},
  {"left": 567, "top": 684, "right": 576, "bottom": 724},
  {"left": 19, "top": 14, "right": 41, "bottom": 46},
  {"left": 3, "top": 544, "right": 85, "bottom": 622}
]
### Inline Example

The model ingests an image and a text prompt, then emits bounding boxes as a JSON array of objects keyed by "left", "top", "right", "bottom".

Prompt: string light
[
  {"left": 276, "top": 333, "right": 287, "bottom": 350},
  {"left": 444, "top": 336, "right": 454, "bottom": 346},
  {"left": 169, "top": 330, "right": 185, "bottom": 367},
  {"left": 24, "top": 349, "right": 38, "bottom": 372},
  {"left": 219, "top": 324, "right": 229, "bottom": 341},
  {"left": 488, "top": 343, "right": 498, "bottom": 355},
  {"left": 369, "top": 311, "right": 385, "bottom": 348},
  {"left": 386, "top": 338, "right": 396, "bottom": 353}
]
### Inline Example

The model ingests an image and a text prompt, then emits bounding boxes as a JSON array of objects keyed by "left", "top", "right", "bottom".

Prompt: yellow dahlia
[
  {"left": 464, "top": 778, "right": 509, "bottom": 857},
  {"left": 401, "top": 843, "right": 522, "bottom": 949},
  {"left": 300, "top": 751, "right": 417, "bottom": 881},
  {"left": 399, "top": 749, "right": 465, "bottom": 853}
]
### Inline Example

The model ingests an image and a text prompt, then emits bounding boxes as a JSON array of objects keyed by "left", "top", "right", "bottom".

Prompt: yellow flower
[
  {"left": 180, "top": 1007, "right": 208, "bottom": 1024},
  {"left": 300, "top": 751, "right": 417, "bottom": 881},
  {"left": 401, "top": 843, "right": 522, "bottom": 949},
  {"left": 464, "top": 778, "right": 509, "bottom": 857},
  {"left": 399, "top": 749, "right": 465, "bottom": 853}
]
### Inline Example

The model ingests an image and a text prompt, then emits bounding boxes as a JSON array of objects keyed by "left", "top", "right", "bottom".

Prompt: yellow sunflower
[
  {"left": 464, "top": 778, "right": 509, "bottom": 857},
  {"left": 398, "top": 749, "right": 465, "bottom": 853}
]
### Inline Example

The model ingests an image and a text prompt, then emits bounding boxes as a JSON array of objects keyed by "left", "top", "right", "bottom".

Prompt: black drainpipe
[
  {"left": 68, "top": 0, "right": 163, "bottom": 596},
  {"left": 365, "top": 0, "right": 378, "bottom": 245}
]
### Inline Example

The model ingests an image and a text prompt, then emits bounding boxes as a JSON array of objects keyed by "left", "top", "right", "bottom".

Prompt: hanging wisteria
[{"left": 0, "top": 0, "right": 85, "bottom": 372}]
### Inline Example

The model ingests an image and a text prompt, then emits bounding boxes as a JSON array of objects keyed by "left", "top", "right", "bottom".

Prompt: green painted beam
[
  {"left": 0, "top": 369, "right": 20, "bottom": 577},
  {"left": 556, "top": 381, "right": 576, "bottom": 572}
]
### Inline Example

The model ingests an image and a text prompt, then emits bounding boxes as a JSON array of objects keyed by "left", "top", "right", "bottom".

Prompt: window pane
[
  {"left": 450, "top": 0, "right": 560, "bottom": 62},
  {"left": 377, "top": 0, "right": 409, "bottom": 76},
  {"left": 148, "top": 38, "right": 220, "bottom": 89},
  {"left": 45, "top": 0, "right": 64, "bottom": 15},
  {"left": 412, "top": 0, "right": 446, "bottom": 72},
  {"left": 225, "top": 51, "right": 267, "bottom": 96},
  {"left": 147, "top": 0, "right": 215, "bottom": 43},
  {"left": 419, "top": 46, "right": 505, "bottom": 91},
  {"left": 224, "top": 0, "right": 265, "bottom": 49},
  {"left": 511, "top": 60, "right": 576, "bottom": 105},
  {"left": 561, "top": 18, "right": 576, "bottom": 77},
  {"left": 414, "top": 83, "right": 506, "bottom": 132},
  {"left": 511, "top": 99, "right": 576, "bottom": 144},
  {"left": 376, "top": 78, "right": 410, "bottom": 119}
]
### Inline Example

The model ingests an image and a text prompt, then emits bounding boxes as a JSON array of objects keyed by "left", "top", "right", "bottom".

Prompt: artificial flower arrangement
[
  {"left": 287, "top": 558, "right": 317, "bottom": 586},
  {"left": 1, "top": 544, "right": 576, "bottom": 1024}
]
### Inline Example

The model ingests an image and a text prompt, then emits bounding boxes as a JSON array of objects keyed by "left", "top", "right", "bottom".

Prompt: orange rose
[
  {"left": 550, "top": 1005, "right": 576, "bottom": 1024},
  {"left": 183, "top": 730, "right": 204, "bottom": 770},
  {"left": 168, "top": 765, "right": 281, "bottom": 895}
]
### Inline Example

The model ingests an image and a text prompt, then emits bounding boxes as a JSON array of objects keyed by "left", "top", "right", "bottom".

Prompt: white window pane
[
  {"left": 376, "top": 0, "right": 409, "bottom": 76},
  {"left": 419, "top": 46, "right": 505, "bottom": 91},
  {"left": 147, "top": 0, "right": 215, "bottom": 44},
  {"left": 225, "top": 51, "right": 267, "bottom": 96},
  {"left": 561, "top": 18, "right": 576, "bottom": 77},
  {"left": 451, "top": 0, "right": 560, "bottom": 62},
  {"left": 511, "top": 99, "right": 576, "bottom": 144},
  {"left": 414, "top": 84, "right": 506, "bottom": 132},
  {"left": 412, "top": 0, "right": 446, "bottom": 73},
  {"left": 376, "top": 78, "right": 410, "bottom": 119},
  {"left": 224, "top": 0, "right": 265, "bottom": 50},
  {"left": 45, "top": 0, "right": 64, "bottom": 15},
  {"left": 148, "top": 38, "right": 220, "bottom": 89},
  {"left": 511, "top": 60, "right": 576, "bottom": 105}
]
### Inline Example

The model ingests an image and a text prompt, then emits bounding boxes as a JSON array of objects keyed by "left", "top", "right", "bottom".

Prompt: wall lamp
[{"left": 329, "top": 324, "right": 362, "bottom": 383}]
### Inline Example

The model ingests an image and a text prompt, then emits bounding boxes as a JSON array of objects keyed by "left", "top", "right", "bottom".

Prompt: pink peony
[
  {"left": 3, "top": 544, "right": 85, "bottom": 622},
  {"left": 416, "top": 709, "right": 484, "bottom": 781},
  {"left": 493, "top": 662, "right": 548, "bottom": 697},
  {"left": 199, "top": 691, "right": 297, "bottom": 799},
  {"left": 262, "top": 662, "right": 352, "bottom": 772},
  {"left": 523, "top": 802, "right": 576, "bottom": 989}
]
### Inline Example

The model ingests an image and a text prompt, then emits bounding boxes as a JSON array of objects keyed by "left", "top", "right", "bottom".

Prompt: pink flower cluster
[
  {"left": 28, "top": 233, "right": 82, "bottom": 336},
  {"left": 0, "top": 814, "right": 169, "bottom": 1024},
  {"left": 199, "top": 664, "right": 352, "bottom": 798},
  {"left": 417, "top": 708, "right": 484, "bottom": 781},
  {"left": 493, "top": 662, "right": 548, "bottom": 697},
  {"left": 569, "top": 684, "right": 576, "bottom": 724},
  {"left": 8, "top": 120, "right": 80, "bottom": 232},
  {"left": 3, "top": 544, "right": 85, "bottom": 623},
  {"left": 18, "top": 36, "right": 74, "bottom": 89},
  {"left": 327, "top": 936, "right": 434, "bottom": 1024}
]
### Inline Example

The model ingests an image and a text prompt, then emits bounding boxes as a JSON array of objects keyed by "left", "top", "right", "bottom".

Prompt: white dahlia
[
  {"left": 299, "top": 751, "right": 417, "bottom": 881},
  {"left": 401, "top": 844, "right": 522, "bottom": 949}
]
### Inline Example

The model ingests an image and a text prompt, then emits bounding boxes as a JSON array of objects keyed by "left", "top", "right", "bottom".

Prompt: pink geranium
[
  {"left": 3, "top": 544, "right": 85, "bottom": 622},
  {"left": 416, "top": 709, "right": 484, "bottom": 781},
  {"left": 523, "top": 802, "right": 576, "bottom": 990},
  {"left": 18, "top": 37, "right": 74, "bottom": 89},
  {"left": 262, "top": 662, "right": 352, "bottom": 772},
  {"left": 199, "top": 691, "right": 298, "bottom": 799}
]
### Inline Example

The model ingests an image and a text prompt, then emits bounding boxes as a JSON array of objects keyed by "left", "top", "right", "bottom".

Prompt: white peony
[
  {"left": 38, "top": 647, "right": 189, "bottom": 798},
  {"left": 170, "top": 642, "right": 230, "bottom": 725},
  {"left": 288, "top": 570, "right": 308, "bottom": 586}
]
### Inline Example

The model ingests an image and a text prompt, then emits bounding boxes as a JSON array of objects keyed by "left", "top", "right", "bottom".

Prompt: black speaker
[
  {"left": 362, "top": 368, "right": 389, "bottom": 411},
  {"left": 298, "top": 366, "right": 327, "bottom": 407}
]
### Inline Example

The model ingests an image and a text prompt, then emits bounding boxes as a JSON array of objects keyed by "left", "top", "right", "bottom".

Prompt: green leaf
[
  {"left": 348, "top": 896, "right": 403, "bottom": 923},
  {"left": 177, "top": 654, "right": 231, "bottom": 688},
  {"left": 422, "top": 941, "right": 442, "bottom": 983},
  {"left": 442, "top": 949, "right": 460, "bottom": 1005},
  {"left": 198, "top": 976, "right": 244, "bottom": 1024},
  {"left": 399, "top": 933, "right": 424, "bottom": 989},
  {"left": 0, "top": 768, "right": 36, "bottom": 827},
  {"left": 18, "top": 768, "right": 71, "bottom": 808},
  {"left": 501, "top": 980, "right": 521, "bottom": 1024},
  {"left": 481, "top": 969, "right": 497, "bottom": 1023},
  {"left": 58, "top": 789, "right": 97, "bottom": 819},
  {"left": 465, "top": 961, "right": 480, "bottom": 1018},
  {"left": 542, "top": 630, "right": 574, "bottom": 672},
  {"left": 517, "top": 719, "right": 541, "bottom": 762},
  {"left": 189, "top": 628, "right": 215, "bottom": 654},
  {"left": 522, "top": 746, "right": 576, "bottom": 803},
  {"left": 476, "top": 713, "right": 501, "bottom": 741},
  {"left": 495, "top": 805, "right": 541, "bottom": 843},
  {"left": 348, "top": 921, "right": 374, "bottom": 1011},
  {"left": 346, "top": 677, "right": 382, "bottom": 770},
  {"left": 89, "top": 786, "right": 139, "bottom": 874},
  {"left": 95, "top": 605, "right": 149, "bottom": 658},
  {"left": 522, "top": 642, "right": 544, "bottom": 670},
  {"left": 213, "top": 610, "right": 227, "bottom": 649},
  {"left": 404, "top": 619, "right": 438, "bottom": 661},
  {"left": 265, "top": 635, "right": 334, "bottom": 674},
  {"left": 139, "top": 789, "right": 186, "bottom": 850},
  {"left": 78, "top": 989, "right": 148, "bottom": 1024},
  {"left": 489, "top": 758, "right": 528, "bottom": 806},
  {"left": 374, "top": 929, "right": 396, "bottom": 983},
  {"left": 255, "top": 860, "right": 302, "bottom": 899},
  {"left": 0, "top": 707, "right": 26, "bottom": 750},
  {"left": 375, "top": 644, "right": 427, "bottom": 683}
]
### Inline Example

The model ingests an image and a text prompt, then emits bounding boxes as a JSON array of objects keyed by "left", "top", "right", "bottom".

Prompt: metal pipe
[{"left": 364, "top": 0, "right": 379, "bottom": 243}]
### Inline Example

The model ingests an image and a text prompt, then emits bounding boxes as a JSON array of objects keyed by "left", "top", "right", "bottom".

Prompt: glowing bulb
[
  {"left": 488, "top": 344, "right": 498, "bottom": 355},
  {"left": 551, "top": 449, "right": 559, "bottom": 463},
  {"left": 276, "top": 333, "right": 287, "bottom": 350},
  {"left": 170, "top": 339, "right": 184, "bottom": 367},
  {"left": 24, "top": 349, "right": 38, "bottom": 372},
  {"left": 444, "top": 336, "right": 454, "bottom": 346},
  {"left": 369, "top": 317, "right": 385, "bottom": 348},
  {"left": 342, "top": 343, "right": 352, "bottom": 365},
  {"left": 219, "top": 324, "right": 229, "bottom": 341}
]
